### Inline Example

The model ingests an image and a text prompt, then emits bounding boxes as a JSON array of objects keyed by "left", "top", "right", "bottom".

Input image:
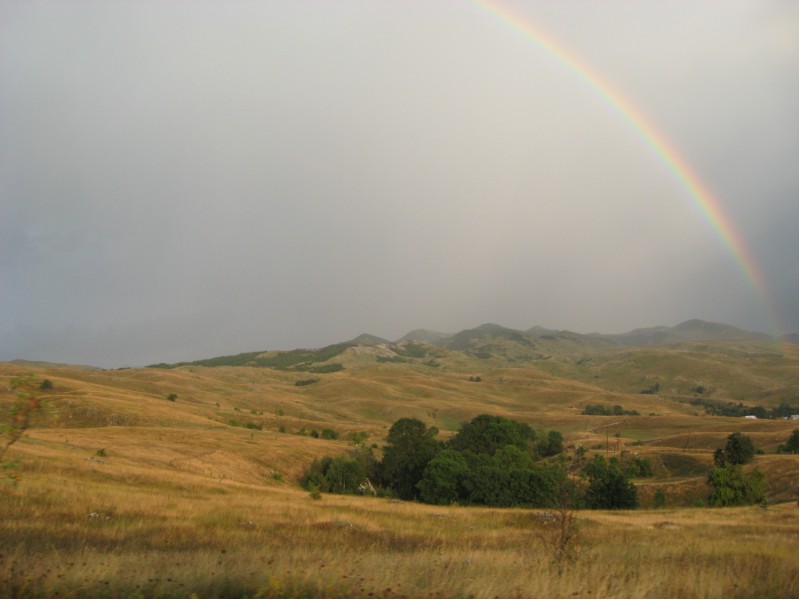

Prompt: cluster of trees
[
  {"left": 707, "top": 432, "right": 766, "bottom": 507},
  {"left": 581, "top": 404, "right": 639, "bottom": 416},
  {"left": 302, "top": 414, "right": 640, "bottom": 510},
  {"left": 689, "top": 398, "right": 796, "bottom": 420}
]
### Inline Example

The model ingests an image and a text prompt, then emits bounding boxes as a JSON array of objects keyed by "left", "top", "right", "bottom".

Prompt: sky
[{"left": 1, "top": 0, "right": 797, "bottom": 368}]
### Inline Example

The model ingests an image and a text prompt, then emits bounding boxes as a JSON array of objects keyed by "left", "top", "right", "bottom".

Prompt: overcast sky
[{"left": 1, "top": 0, "right": 797, "bottom": 367}]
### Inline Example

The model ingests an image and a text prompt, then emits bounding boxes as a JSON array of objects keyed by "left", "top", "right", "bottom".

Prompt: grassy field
[{"left": 1, "top": 344, "right": 797, "bottom": 598}]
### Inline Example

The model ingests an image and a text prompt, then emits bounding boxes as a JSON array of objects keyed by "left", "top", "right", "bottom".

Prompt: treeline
[
  {"left": 302, "top": 414, "right": 641, "bottom": 510},
  {"left": 581, "top": 404, "right": 640, "bottom": 416},
  {"left": 689, "top": 399, "right": 795, "bottom": 419}
]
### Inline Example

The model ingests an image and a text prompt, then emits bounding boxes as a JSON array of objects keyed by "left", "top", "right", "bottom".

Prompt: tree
[
  {"left": 777, "top": 429, "right": 798, "bottom": 454},
  {"left": 448, "top": 414, "right": 535, "bottom": 457},
  {"left": 537, "top": 430, "right": 564, "bottom": 458},
  {"left": 416, "top": 449, "right": 469, "bottom": 505},
  {"left": 323, "top": 456, "right": 366, "bottom": 494},
  {"left": 707, "top": 464, "right": 766, "bottom": 507},
  {"left": 301, "top": 455, "right": 366, "bottom": 495},
  {"left": 714, "top": 432, "right": 756, "bottom": 466},
  {"left": 582, "top": 455, "right": 638, "bottom": 509},
  {"left": 379, "top": 418, "right": 442, "bottom": 500}
]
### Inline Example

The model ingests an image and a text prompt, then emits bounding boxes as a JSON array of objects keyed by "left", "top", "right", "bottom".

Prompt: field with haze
[{"left": 1, "top": 322, "right": 798, "bottom": 598}]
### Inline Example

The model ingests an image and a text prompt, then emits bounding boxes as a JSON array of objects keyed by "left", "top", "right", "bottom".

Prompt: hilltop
[{"left": 141, "top": 319, "right": 797, "bottom": 409}]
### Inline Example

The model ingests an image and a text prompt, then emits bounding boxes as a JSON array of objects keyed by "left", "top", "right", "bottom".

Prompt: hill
[
  {"left": 1, "top": 323, "right": 797, "bottom": 597},
  {"left": 593, "top": 319, "right": 772, "bottom": 346}
]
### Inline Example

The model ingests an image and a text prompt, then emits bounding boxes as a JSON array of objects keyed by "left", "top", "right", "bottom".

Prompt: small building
[{"left": 744, "top": 415, "right": 758, "bottom": 419}]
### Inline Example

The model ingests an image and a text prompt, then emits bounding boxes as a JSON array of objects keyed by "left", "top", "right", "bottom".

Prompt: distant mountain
[
  {"left": 778, "top": 332, "right": 799, "bottom": 344},
  {"left": 347, "top": 333, "right": 392, "bottom": 345},
  {"left": 442, "top": 323, "right": 535, "bottom": 352},
  {"left": 146, "top": 319, "right": 779, "bottom": 371},
  {"left": 593, "top": 319, "right": 771, "bottom": 346},
  {"left": 9, "top": 359, "right": 101, "bottom": 371},
  {"left": 526, "top": 325, "right": 562, "bottom": 337},
  {"left": 397, "top": 329, "right": 452, "bottom": 345}
]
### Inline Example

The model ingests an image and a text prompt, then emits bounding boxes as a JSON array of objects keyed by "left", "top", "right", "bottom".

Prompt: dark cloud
[{"left": 1, "top": 0, "right": 796, "bottom": 367}]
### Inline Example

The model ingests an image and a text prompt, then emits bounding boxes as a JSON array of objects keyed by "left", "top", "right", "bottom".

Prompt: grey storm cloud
[{"left": 1, "top": 0, "right": 796, "bottom": 367}]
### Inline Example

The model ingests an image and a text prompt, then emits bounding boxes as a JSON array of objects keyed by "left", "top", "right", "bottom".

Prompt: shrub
[
  {"left": 294, "top": 378, "right": 319, "bottom": 387},
  {"left": 39, "top": 379, "right": 53, "bottom": 391},
  {"left": 167, "top": 394, "right": 178, "bottom": 402},
  {"left": 320, "top": 428, "right": 339, "bottom": 440},
  {"left": 624, "top": 457, "right": 654, "bottom": 478}
]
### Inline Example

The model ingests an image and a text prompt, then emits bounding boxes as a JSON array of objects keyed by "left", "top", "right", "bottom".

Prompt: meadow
[{"left": 0, "top": 338, "right": 797, "bottom": 598}]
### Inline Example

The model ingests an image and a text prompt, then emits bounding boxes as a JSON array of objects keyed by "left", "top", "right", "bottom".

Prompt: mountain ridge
[{"left": 141, "top": 318, "right": 786, "bottom": 371}]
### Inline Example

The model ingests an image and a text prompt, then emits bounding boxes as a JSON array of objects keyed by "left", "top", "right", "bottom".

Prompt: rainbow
[{"left": 472, "top": 0, "right": 783, "bottom": 336}]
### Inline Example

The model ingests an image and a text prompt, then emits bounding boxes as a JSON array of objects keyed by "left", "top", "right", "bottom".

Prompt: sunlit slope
[
  {"left": 1, "top": 331, "right": 797, "bottom": 506},
  {"left": 529, "top": 341, "right": 798, "bottom": 405}
]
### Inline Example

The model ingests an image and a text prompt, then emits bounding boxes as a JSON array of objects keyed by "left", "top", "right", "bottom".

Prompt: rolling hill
[{"left": 1, "top": 319, "right": 797, "bottom": 597}]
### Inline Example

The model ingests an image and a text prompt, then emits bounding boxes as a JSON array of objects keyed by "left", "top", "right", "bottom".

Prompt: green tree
[
  {"left": 448, "top": 414, "right": 535, "bottom": 456},
  {"left": 416, "top": 449, "right": 469, "bottom": 505},
  {"left": 379, "top": 418, "right": 442, "bottom": 500},
  {"left": 714, "top": 432, "right": 756, "bottom": 466},
  {"left": 707, "top": 464, "right": 766, "bottom": 507},
  {"left": 537, "top": 430, "right": 564, "bottom": 458},
  {"left": 582, "top": 455, "right": 638, "bottom": 509},
  {"left": 777, "top": 429, "right": 798, "bottom": 454},
  {"left": 323, "top": 456, "right": 366, "bottom": 494},
  {"left": 494, "top": 444, "right": 534, "bottom": 470},
  {"left": 301, "top": 455, "right": 366, "bottom": 495}
]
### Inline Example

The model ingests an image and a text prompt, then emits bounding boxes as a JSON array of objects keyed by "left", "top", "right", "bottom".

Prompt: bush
[
  {"left": 624, "top": 457, "right": 654, "bottom": 478},
  {"left": 39, "top": 379, "right": 53, "bottom": 391},
  {"left": 295, "top": 378, "right": 320, "bottom": 387},
  {"left": 167, "top": 394, "right": 178, "bottom": 402},
  {"left": 320, "top": 428, "right": 339, "bottom": 440}
]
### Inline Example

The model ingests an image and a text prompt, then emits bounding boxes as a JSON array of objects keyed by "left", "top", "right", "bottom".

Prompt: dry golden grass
[
  {"left": 1, "top": 465, "right": 797, "bottom": 598},
  {"left": 1, "top": 359, "right": 797, "bottom": 598}
]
